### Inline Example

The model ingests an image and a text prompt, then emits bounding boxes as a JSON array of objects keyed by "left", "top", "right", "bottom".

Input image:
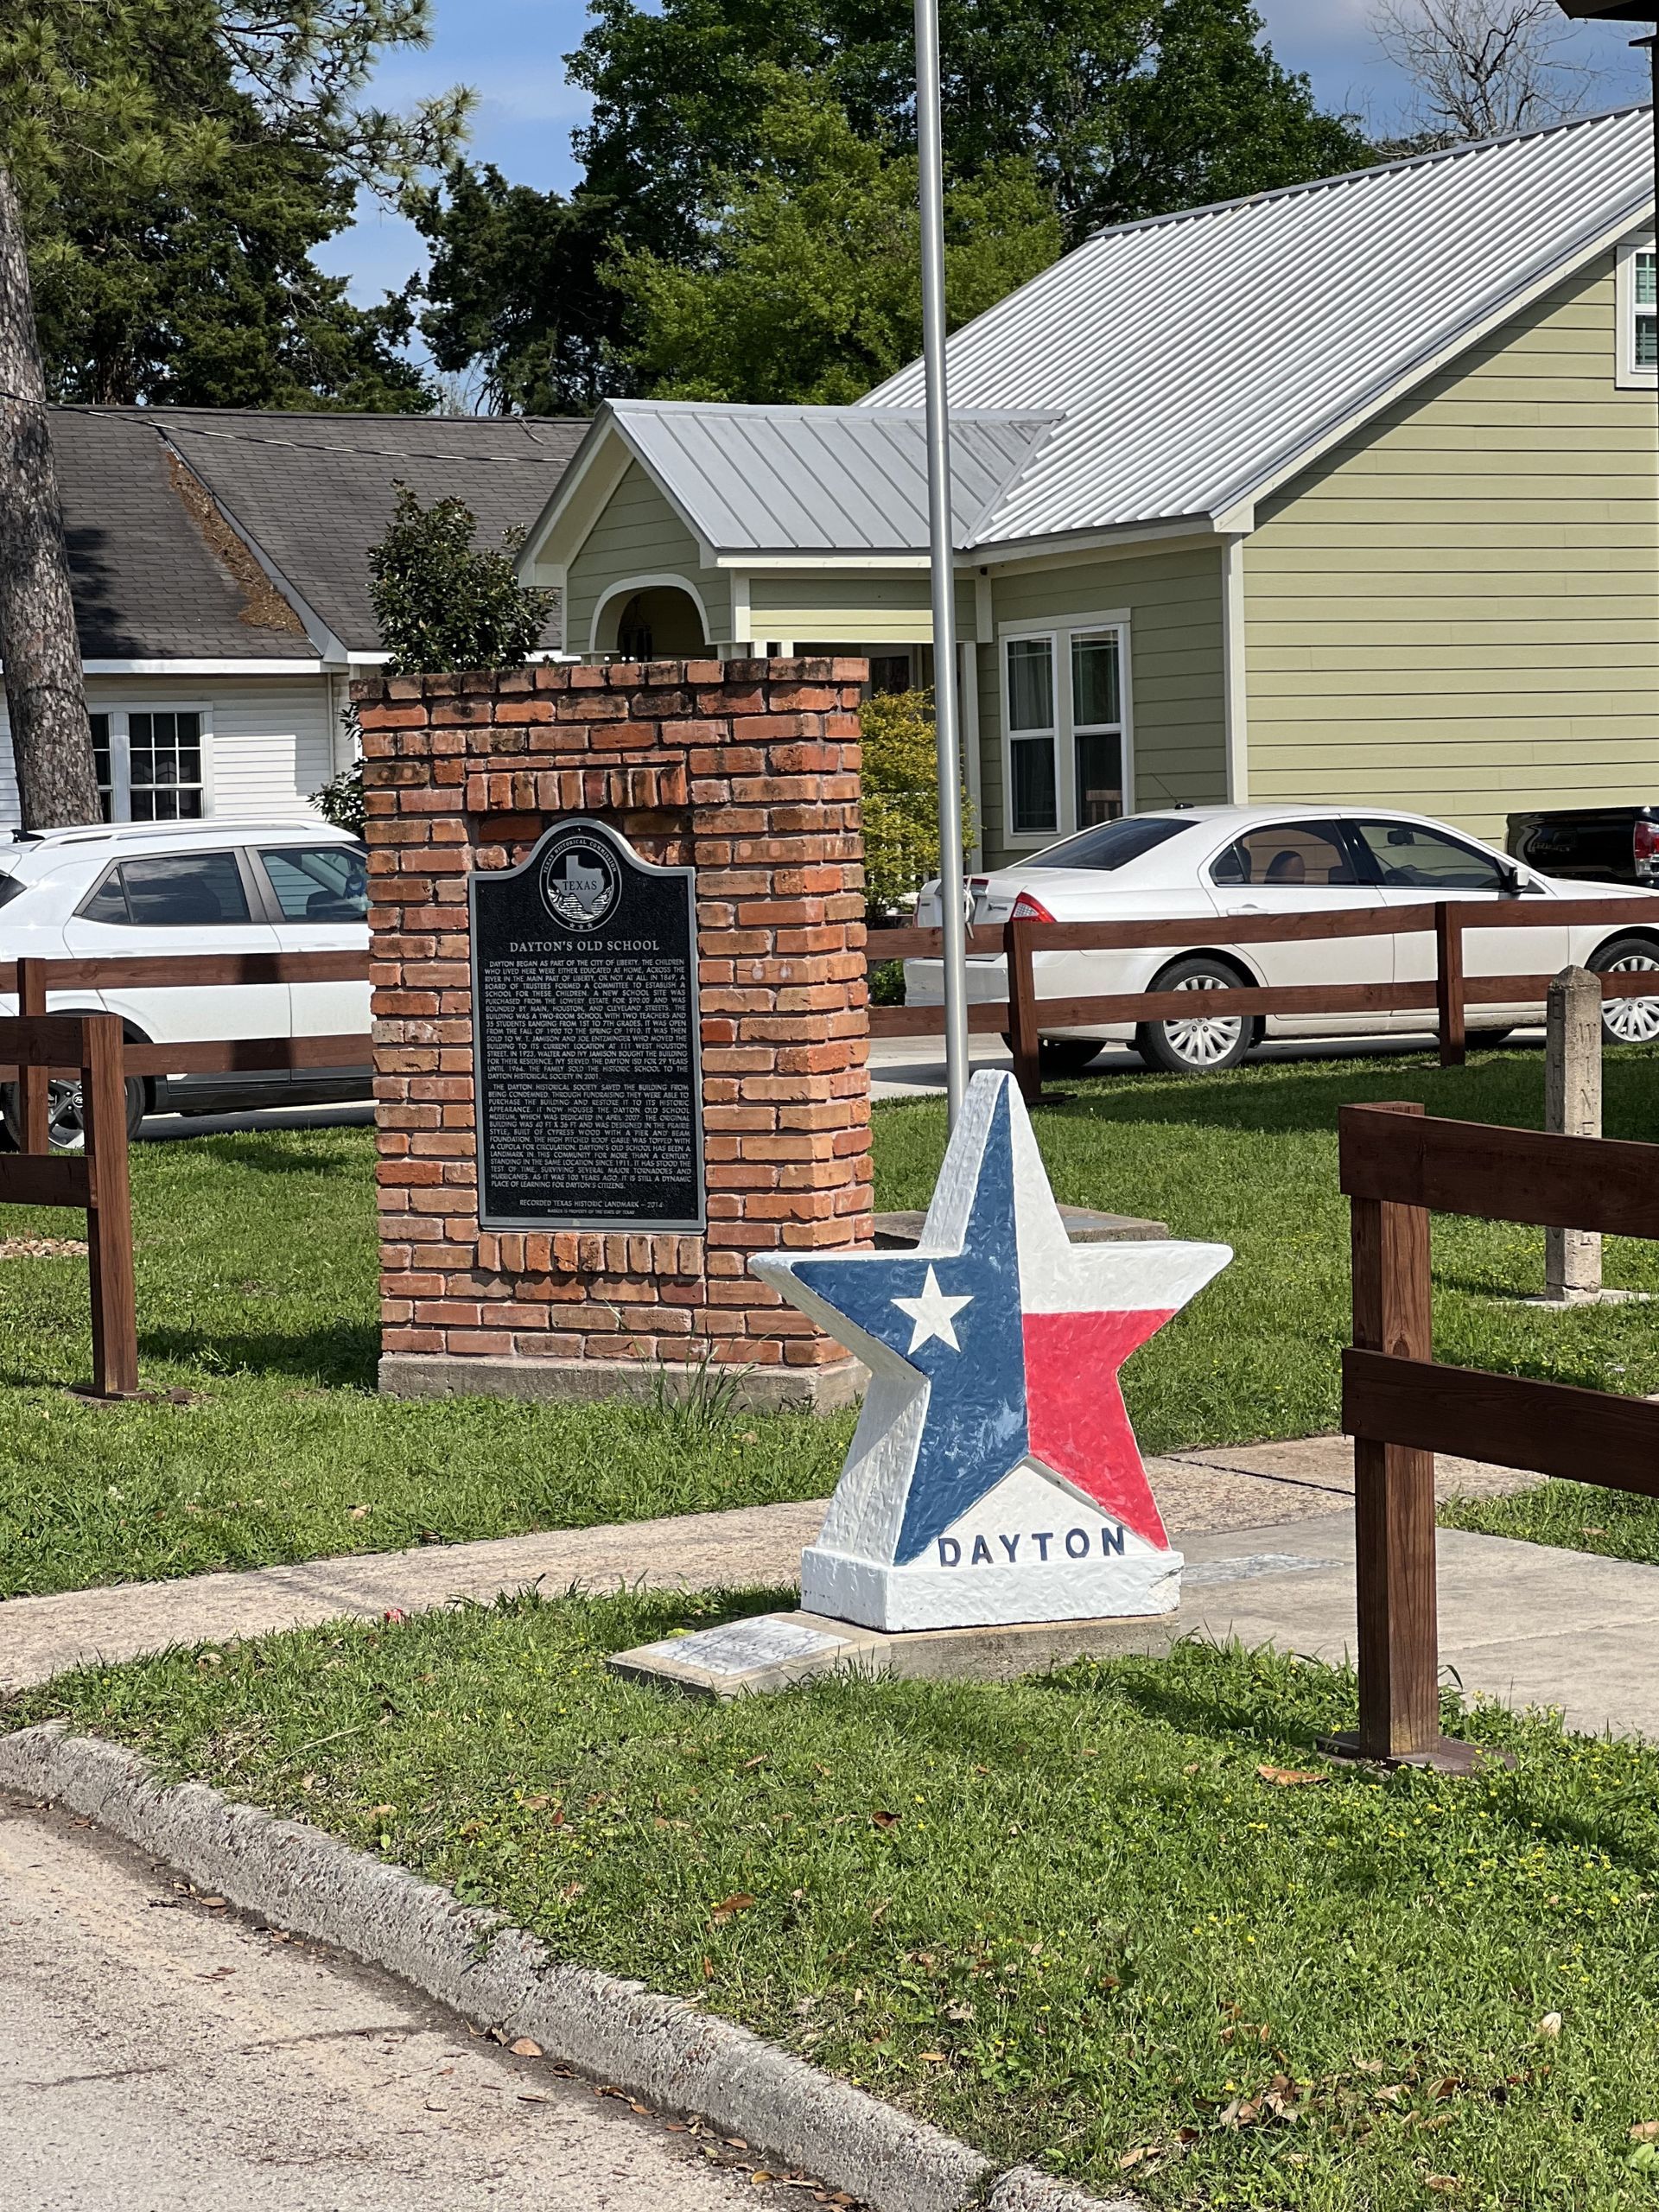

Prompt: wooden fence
[
  {"left": 868, "top": 894, "right": 1659, "bottom": 1098},
  {"left": 1332, "top": 1098, "right": 1659, "bottom": 1772}
]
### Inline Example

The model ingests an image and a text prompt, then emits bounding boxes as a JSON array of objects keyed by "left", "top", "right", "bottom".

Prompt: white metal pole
[{"left": 914, "top": 0, "right": 969, "bottom": 1128}]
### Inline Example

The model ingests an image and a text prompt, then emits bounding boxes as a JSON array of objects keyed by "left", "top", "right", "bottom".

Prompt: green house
[{"left": 518, "top": 105, "right": 1658, "bottom": 868}]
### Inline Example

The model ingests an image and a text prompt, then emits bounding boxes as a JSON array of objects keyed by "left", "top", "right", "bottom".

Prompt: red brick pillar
[{"left": 357, "top": 657, "right": 872, "bottom": 1410}]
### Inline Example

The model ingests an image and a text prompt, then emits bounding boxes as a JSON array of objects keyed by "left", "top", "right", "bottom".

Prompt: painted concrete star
[{"left": 750, "top": 1070, "right": 1232, "bottom": 1632}]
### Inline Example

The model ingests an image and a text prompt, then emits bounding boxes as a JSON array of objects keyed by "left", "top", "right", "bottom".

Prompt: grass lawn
[
  {"left": 4, "top": 1041, "right": 1659, "bottom": 1599},
  {"left": 13, "top": 1592, "right": 1659, "bottom": 2209}
]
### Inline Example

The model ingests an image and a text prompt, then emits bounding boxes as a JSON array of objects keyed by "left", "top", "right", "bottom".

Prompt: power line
[{"left": 0, "top": 388, "right": 585, "bottom": 468}]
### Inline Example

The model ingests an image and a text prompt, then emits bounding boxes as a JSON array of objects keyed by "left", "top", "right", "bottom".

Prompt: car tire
[
  {"left": 1135, "top": 956, "right": 1258, "bottom": 1075},
  {"left": 1592, "top": 936, "right": 1659, "bottom": 1046},
  {"left": 0, "top": 1073, "right": 148, "bottom": 1153},
  {"left": 1039, "top": 1037, "right": 1103, "bottom": 1076}
]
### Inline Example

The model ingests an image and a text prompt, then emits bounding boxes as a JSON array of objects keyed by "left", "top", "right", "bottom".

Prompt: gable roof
[
  {"left": 866, "top": 102, "right": 1655, "bottom": 548},
  {"left": 537, "top": 399, "right": 1060, "bottom": 561},
  {"left": 49, "top": 406, "right": 586, "bottom": 663},
  {"left": 53, "top": 410, "right": 319, "bottom": 663}
]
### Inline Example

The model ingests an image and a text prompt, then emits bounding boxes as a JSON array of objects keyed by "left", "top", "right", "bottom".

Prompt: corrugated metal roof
[
  {"left": 865, "top": 104, "right": 1655, "bottom": 546},
  {"left": 606, "top": 400, "right": 1059, "bottom": 552}
]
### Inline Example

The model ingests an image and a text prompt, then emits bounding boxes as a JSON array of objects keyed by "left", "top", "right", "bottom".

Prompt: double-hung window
[
  {"left": 1618, "top": 238, "right": 1656, "bottom": 385},
  {"left": 1002, "top": 619, "right": 1129, "bottom": 842},
  {"left": 86, "top": 709, "right": 208, "bottom": 823}
]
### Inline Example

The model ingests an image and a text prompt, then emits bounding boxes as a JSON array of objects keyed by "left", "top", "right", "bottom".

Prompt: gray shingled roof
[
  {"left": 53, "top": 410, "right": 318, "bottom": 661},
  {"left": 156, "top": 410, "right": 587, "bottom": 650}
]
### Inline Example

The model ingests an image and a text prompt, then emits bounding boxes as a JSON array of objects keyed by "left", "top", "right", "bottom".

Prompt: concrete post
[{"left": 1545, "top": 965, "right": 1602, "bottom": 1303}]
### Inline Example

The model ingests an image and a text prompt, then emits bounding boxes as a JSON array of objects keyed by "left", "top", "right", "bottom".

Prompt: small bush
[
  {"left": 368, "top": 486, "right": 556, "bottom": 676},
  {"left": 859, "top": 688, "right": 975, "bottom": 919}
]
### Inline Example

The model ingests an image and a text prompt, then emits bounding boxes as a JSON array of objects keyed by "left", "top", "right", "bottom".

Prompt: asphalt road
[{"left": 0, "top": 1793, "right": 810, "bottom": 2212}]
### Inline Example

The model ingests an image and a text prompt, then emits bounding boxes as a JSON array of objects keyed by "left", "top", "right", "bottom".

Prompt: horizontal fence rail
[
  {"left": 865, "top": 894, "right": 1659, "bottom": 1091},
  {"left": 1334, "top": 1097, "right": 1659, "bottom": 1774}
]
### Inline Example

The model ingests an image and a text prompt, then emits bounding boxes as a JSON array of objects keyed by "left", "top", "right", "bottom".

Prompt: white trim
[
  {"left": 588, "top": 574, "right": 713, "bottom": 656},
  {"left": 997, "top": 604, "right": 1131, "bottom": 638},
  {"left": 730, "top": 572, "right": 752, "bottom": 656},
  {"left": 1616, "top": 234, "right": 1657, "bottom": 388},
  {"left": 958, "top": 638, "right": 983, "bottom": 870},
  {"left": 518, "top": 417, "right": 632, "bottom": 575},
  {"left": 1222, "top": 536, "right": 1249, "bottom": 805},
  {"left": 715, "top": 552, "right": 936, "bottom": 571},
  {"left": 979, "top": 518, "right": 1221, "bottom": 570},
  {"left": 78, "top": 658, "right": 330, "bottom": 677}
]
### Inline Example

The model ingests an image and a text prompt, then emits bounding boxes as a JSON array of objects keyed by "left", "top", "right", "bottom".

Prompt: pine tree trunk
[{"left": 0, "top": 165, "right": 99, "bottom": 830}]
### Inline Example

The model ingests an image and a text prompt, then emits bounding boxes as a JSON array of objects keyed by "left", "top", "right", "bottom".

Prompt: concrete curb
[{"left": 0, "top": 1723, "right": 1136, "bottom": 2212}]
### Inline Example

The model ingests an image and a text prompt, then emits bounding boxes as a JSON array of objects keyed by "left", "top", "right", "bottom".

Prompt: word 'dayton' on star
[{"left": 751, "top": 1071, "right": 1231, "bottom": 1631}]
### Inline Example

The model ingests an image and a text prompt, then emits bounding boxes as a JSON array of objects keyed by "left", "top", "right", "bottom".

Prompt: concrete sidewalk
[{"left": 2, "top": 1432, "right": 1598, "bottom": 1713}]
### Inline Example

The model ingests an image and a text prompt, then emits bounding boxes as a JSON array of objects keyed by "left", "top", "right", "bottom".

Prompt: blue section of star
[{"left": 789, "top": 1084, "right": 1030, "bottom": 1563}]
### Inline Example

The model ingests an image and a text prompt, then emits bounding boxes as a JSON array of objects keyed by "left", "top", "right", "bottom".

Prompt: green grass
[
  {"left": 16, "top": 1592, "right": 1659, "bottom": 2209},
  {"left": 5, "top": 1043, "right": 1659, "bottom": 1599}
]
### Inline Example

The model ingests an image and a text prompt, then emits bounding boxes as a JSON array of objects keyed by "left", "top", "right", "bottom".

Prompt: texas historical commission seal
[{"left": 538, "top": 830, "right": 621, "bottom": 932}]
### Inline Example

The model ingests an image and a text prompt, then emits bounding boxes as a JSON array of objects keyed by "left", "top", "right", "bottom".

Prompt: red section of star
[{"left": 1021, "top": 1309, "right": 1176, "bottom": 1550}]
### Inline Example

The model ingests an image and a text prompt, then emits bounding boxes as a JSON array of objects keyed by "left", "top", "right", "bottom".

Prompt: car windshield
[{"left": 1025, "top": 817, "right": 1192, "bottom": 872}]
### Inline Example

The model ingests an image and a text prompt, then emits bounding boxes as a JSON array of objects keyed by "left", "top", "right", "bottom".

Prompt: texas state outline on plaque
[{"left": 750, "top": 1070, "right": 1232, "bottom": 1631}]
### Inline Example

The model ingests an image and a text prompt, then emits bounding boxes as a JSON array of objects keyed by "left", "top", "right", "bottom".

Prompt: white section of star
[{"left": 891, "top": 1264, "right": 972, "bottom": 1354}]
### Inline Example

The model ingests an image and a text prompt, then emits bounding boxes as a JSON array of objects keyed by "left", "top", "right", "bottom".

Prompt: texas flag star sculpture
[{"left": 751, "top": 1071, "right": 1231, "bottom": 1632}]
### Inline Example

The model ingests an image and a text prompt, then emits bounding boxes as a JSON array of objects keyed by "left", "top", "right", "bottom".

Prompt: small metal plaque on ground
[{"left": 611, "top": 1614, "right": 864, "bottom": 1696}]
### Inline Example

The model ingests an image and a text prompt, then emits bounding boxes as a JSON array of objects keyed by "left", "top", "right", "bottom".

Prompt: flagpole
[{"left": 914, "top": 0, "right": 969, "bottom": 1128}]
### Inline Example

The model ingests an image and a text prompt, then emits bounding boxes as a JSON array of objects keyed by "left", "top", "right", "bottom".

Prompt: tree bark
[{"left": 0, "top": 165, "right": 100, "bottom": 830}]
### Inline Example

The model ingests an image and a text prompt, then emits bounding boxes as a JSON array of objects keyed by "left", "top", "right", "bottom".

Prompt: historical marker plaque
[{"left": 469, "top": 818, "right": 704, "bottom": 1230}]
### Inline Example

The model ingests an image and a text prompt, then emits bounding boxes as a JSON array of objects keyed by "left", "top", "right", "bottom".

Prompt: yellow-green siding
[
  {"left": 747, "top": 570, "right": 974, "bottom": 643},
  {"left": 563, "top": 461, "right": 729, "bottom": 652},
  {"left": 1244, "top": 253, "right": 1659, "bottom": 843},
  {"left": 979, "top": 545, "right": 1228, "bottom": 865}
]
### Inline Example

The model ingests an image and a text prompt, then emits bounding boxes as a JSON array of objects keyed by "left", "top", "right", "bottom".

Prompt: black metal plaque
[{"left": 468, "top": 818, "right": 704, "bottom": 1230}]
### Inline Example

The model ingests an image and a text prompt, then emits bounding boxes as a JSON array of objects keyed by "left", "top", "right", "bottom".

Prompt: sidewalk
[{"left": 6, "top": 1433, "right": 1612, "bottom": 1718}]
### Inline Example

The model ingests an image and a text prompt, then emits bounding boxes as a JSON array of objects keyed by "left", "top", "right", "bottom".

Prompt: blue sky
[{"left": 317, "top": 0, "right": 1652, "bottom": 311}]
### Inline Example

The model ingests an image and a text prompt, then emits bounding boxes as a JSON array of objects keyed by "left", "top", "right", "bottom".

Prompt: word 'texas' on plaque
[{"left": 469, "top": 817, "right": 704, "bottom": 1231}]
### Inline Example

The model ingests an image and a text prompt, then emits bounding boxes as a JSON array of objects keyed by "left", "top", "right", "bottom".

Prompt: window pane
[
  {"left": 88, "top": 712, "right": 113, "bottom": 824},
  {"left": 117, "top": 853, "right": 251, "bottom": 927},
  {"left": 1011, "top": 736, "right": 1057, "bottom": 833},
  {"left": 1639, "top": 250, "right": 1656, "bottom": 308},
  {"left": 1224, "top": 824, "right": 1358, "bottom": 887},
  {"left": 80, "top": 869, "right": 130, "bottom": 925},
  {"left": 1006, "top": 639, "right": 1054, "bottom": 733},
  {"left": 261, "top": 844, "right": 369, "bottom": 922},
  {"left": 1074, "top": 730, "right": 1122, "bottom": 827},
  {"left": 129, "top": 710, "right": 205, "bottom": 815},
  {"left": 1351, "top": 819, "right": 1506, "bottom": 892},
  {"left": 1029, "top": 817, "right": 1192, "bottom": 872},
  {"left": 1071, "top": 634, "right": 1121, "bottom": 728},
  {"left": 1639, "top": 312, "right": 1657, "bottom": 371}
]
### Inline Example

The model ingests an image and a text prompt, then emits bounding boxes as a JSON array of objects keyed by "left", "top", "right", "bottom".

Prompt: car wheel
[
  {"left": 1592, "top": 936, "right": 1659, "bottom": 1046},
  {"left": 1135, "top": 957, "right": 1257, "bottom": 1074},
  {"left": 0, "top": 1074, "right": 147, "bottom": 1153},
  {"left": 1039, "top": 1038, "right": 1103, "bottom": 1076}
]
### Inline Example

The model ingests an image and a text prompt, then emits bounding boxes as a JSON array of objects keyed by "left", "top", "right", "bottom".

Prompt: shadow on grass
[
  {"left": 156, "top": 1135, "right": 372, "bottom": 1179},
  {"left": 137, "top": 1320, "right": 380, "bottom": 1389}
]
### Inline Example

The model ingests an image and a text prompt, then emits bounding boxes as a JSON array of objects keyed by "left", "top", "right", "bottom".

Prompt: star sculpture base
[{"left": 751, "top": 1070, "right": 1233, "bottom": 1639}]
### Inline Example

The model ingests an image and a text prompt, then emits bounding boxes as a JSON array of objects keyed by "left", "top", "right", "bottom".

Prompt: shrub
[
  {"left": 859, "top": 687, "right": 976, "bottom": 920},
  {"left": 368, "top": 486, "right": 556, "bottom": 675}
]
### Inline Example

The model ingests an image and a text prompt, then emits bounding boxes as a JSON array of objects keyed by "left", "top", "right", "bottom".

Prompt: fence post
[
  {"left": 17, "top": 957, "right": 49, "bottom": 1154},
  {"left": 1343, "top": 1098, "right": 1442, "bottom": 1762},
  {"left": 1006, "top": 916, "right": 1042, "bottom": 1105},
  {"left": 79, "top": 1014, "right": 139, "bottom": 1399},
  {"left": 1435, "top": 905, "right": 1465, "bottom": 1068},
  {"left": 1544, "top": 965, "right": 1603, "bottom": 1304}
]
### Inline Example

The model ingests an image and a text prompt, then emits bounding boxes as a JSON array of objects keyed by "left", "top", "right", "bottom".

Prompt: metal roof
[
  {"left": 865, "top": 104, "right": 1656, "bottom": 547},
  {"left": 604, "top": 400, "right": 1060, "bottom": 553}
]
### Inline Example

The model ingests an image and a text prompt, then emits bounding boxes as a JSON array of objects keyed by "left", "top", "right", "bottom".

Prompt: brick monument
[{"left": 356, "top": 657, "right": 873, "bottom": 1409}]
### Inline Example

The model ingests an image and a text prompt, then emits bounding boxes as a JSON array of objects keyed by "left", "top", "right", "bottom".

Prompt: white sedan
[{"left": 908, "top": 805, "right": 1659, "bottom": 1075}]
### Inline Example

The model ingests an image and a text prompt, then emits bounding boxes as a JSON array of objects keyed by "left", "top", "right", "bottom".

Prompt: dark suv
[{"left": 1508, "top": 805, "right": 1659, "bottom": 887}]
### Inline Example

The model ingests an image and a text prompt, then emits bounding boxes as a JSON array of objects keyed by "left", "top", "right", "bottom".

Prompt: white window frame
[
  {"left": 1616, "top": 237, "right": 1656, "bottom": 390},
  {"left": 87, "top": 703, "right": 216, "bottom": 823},
  {"left": 997, "top": 612, "right": 1134, "bottom": 849}
]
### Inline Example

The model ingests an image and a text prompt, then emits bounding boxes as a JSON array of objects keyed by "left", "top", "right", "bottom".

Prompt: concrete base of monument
[
  {"left": 608, "top": 1605, "right": 1181, "bottom": 1700},
  {"left": 377, "top": 1351, "right": 866, "bottom": 1413},
  {"left": 799, "top": 1541, "right": 1182, "bottom": 1631}
]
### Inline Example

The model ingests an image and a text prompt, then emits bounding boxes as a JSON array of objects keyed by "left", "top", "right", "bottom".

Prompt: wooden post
[
  {"left": 1341, "top": 1099, "right": 1445, "bottom": 1762},
  {"left": 1435, "top": 904, "right": 1465, "bottom": 1068},
  {"left": 1545, "top": 965, "right": 1604, "bottom": 1303},
  {"left": 79, "top": 1013, "right": 138, "bottom": 1398},
  {"left": 17, "top": 956, "right": 48, "bottom": 1154},
  {"left": 1006, "top": 915, "right": 1042, "bottom": 1105}
]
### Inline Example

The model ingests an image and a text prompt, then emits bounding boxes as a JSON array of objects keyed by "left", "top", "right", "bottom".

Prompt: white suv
[{"left": 0, "top": 819, "right": 371, "bottom": 1144}]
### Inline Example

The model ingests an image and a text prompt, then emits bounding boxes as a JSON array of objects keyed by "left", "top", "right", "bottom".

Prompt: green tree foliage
[
  {"left": 368, "top": 486, "right": 556, "bottom": 676},
  {"left": 416, "top": 0, "right": 1370, "bottom": 412},
  {"left": 0, "top": 0, "right": 467, "bottom": 407},
  {"left": 860, "top": 687, "right": 975, "bottom": 919},
  {"left": 610, "top": 79, "right": 1061, "bottom": 404}
]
